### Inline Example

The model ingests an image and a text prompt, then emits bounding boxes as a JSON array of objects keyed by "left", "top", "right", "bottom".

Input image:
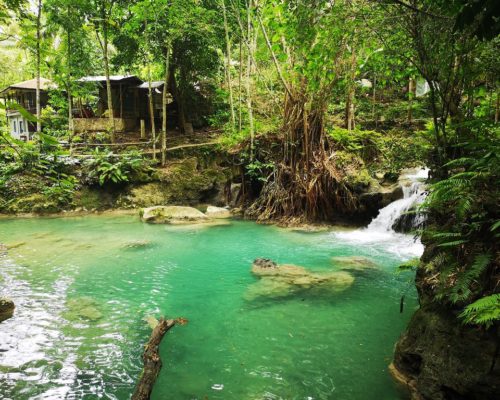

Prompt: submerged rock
[
  {"left": 122, "top": 240, "right": 154, "bottom": 249},
  {"left": 331, "top": 256, "right": 378, "bottom": 271},
  {"left": 244, "top": 278, "right": 293, "bottom": 300},
  {"left": 6, "top": 241, "right": 26, "bottom": 250},
  {"left": 247, "top": 258, "right": 354, "bottom": 300},
  {"left": 0, "top": 297, "right": 15, "bottom": 322},
  {"left": 141, "top": 205, "right": 209, "bottom": 224},
  {"left": 205, "top": 205, "right": 232, "bottom": 219},
  {"left": 65, "top": 297, "right": 103, "bottom": 321}
]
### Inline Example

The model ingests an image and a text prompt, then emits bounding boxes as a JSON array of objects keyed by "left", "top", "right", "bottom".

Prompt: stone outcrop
[
  {"left": 122, "top": 158, "right": 230, "bottom": 209},
  {"left": 205, "top": 206, "right": 232, "bottom": 219},
  {"left": 392, "top": 305, "right": 500, "bottom": 400},
  {"left": 141, "top": 206, "right": 209, "bottom": 224},
  {"left": 358, "top": 182, "right": 404, "bottom": 221},
  {"left": 0, "top": 297, "right": 15, "bottom": 322},
  {"left": 246, "top": 258, "right": 355, "bottom": 300}
]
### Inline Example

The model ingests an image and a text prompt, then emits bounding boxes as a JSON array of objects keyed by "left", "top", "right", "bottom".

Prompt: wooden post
[
  {"left": 141, "top": 119, "right": 145, "bottom": 139},
  {"left": 119, "top": 84, "right": 123, "bottom": 119}
]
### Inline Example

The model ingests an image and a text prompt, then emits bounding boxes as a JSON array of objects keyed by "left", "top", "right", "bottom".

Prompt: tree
[
  {"left": 86, "top": 0, "right": 122, "bottom": 142},
  {"left": 45, "top": 0, "right": 95, "bottom": 146},
  {"left": 247, "top": 0, "right": 368, "bottom": 222}
]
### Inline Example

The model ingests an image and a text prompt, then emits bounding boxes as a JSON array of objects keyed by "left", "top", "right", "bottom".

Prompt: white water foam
[{"left": 335, "top": 168, "right": 429, "bottom": 259}]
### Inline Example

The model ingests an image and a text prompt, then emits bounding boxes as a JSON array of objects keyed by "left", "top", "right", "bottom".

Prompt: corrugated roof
[
  {"left": 77, "top": 75, "right": 141, "bottom": 83},
  {"left": 136, "top": 81, "right": 165, "bottom": 89},
  {"left": 0, "top": 78, "right": 56, "bottom": 95}
]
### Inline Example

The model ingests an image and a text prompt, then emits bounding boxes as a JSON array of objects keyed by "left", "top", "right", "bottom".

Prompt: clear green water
[{"left": 0, "top": 215, "right": 416, "bottom": 399}]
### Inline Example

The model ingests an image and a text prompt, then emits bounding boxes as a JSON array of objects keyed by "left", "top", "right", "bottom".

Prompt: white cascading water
[
  {"left": 365, "top": 168, "right": 428, "bottom": 233},
  {"left": 335, "top": 168, "right": 429, "bottom": 258}
]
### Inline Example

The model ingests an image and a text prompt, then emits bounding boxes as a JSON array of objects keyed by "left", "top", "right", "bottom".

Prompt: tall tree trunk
[
  {"left": 372, "top": 74, "right": 377, "bottom": 128},
  {"left": 345, "top": 45, "right": 356, "bottom": 131},
  {"left": 222, "top": 0, "right": 235, "bottom": 129},
  {"left": 238, "top": 40, "right": 243, "bottom": 133},
  {"left": 408, "top": 76, "right": 415, "bottom": 123},
  {"left": 147, "top": 65, "right": 156, "bottom": 161},
  {"left": 67, "top": 20, "right": 74, "bottom": 152},
  {"left": 246, "top": 0, "right": 254, "bottom": 159},
  {"left": 103, "top": 15, "right": 115, "bottom": 143},
  {"left": 36, "top": 0, "right": 42, "bottom": 135},
  {"left": 495, "top": 89, "right": 499, "bottom": 124},
  {"left": 144, "top": 16, "right": 156, "bottom": 160},
  {"left": 161, "top": 45, "right": 170, "bottom": 166}
]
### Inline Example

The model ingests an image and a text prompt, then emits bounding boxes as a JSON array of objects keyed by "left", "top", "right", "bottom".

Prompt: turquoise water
[{"left": 0, "top": 215, "right": 416, "bottom": 399}]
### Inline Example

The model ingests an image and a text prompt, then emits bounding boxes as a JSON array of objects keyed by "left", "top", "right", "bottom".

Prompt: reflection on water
[{"left": 1, "top": 216, "right": 418, "bottom": 399}]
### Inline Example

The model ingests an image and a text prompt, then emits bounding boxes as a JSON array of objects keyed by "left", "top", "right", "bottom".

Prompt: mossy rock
[
  {"left": 73, "top": 187, "right": 118, "bottom": 211},
  {"left": 334, "top": 151, "right": 377, "bottom": 191},
  {"left": 13, "top": 193, "right": 61, "bottom": 214},
  {"left": 124, "top": 158, "right": 230, "bottom": 207},
  {"left": 141, "top": 205, "right": 209, "bottom": 224},
  {"left": 0, "top": 297, "right": 15, "bottom": 322},
  {"left": 248, "top": 258, "right": 355, "bottom": 300}
]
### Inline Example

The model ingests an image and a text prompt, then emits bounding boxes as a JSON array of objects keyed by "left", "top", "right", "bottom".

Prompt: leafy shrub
[
  {"left": 327, "top": 126, "right": 429, "bottom": 175},
  {"left": 421, "top": 128, "right": 499, "bottom": 327},
  {"left": 83, "top": 149, "right": 154, "bottom": 186},
  {"left": 246, "top": 159, "right": 275, "bottom": 182}
]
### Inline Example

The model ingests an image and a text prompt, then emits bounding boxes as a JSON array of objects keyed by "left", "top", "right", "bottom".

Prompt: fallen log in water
[{"left": 131, "top": 318, "right": 176, "bottom": 400}]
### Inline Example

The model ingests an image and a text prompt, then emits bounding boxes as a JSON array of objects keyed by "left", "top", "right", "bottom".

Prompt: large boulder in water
[
  {"left": 205, "top": 205, "right": 232, "bottom": 219},
  {"left": 141, "top": 205, "right": 209, "bottom": 224},
  {"left": 247, "top": 258, "right": 354, "bottom": 300},
  {"left": 0, "top": 297, "right": 15, "bottom": 322}
]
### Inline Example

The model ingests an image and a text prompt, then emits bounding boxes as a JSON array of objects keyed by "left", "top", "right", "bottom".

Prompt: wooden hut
[
  {"left": 0, "top": 78, "right": 56, "bottom": 141},
  {"left": 73, "top": 75, "right": 173, "bottom": 133}
]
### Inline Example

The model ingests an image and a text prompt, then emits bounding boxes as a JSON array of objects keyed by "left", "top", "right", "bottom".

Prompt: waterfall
[
  {"left": 366, "top": 169, "right": 428, "bottom": 233},
  {"left": 334, "top": 168, "right": 428, "bottom": 258}
]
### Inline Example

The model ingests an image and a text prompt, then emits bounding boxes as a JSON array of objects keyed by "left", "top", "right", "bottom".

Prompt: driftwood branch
[{"left": 131, "top": 318, "right": 176, "bottom": 400}]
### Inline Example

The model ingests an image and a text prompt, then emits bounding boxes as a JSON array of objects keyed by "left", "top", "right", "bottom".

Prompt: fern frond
[
  {"left": 460, "top": 294, "right": 500, "bottom": 327},
  {"left": 444, "top": 157, "right": 473, "bottom": 168},
  {"left": 450, "top": 253, "right": 491, "bottom": 303},
  {"left": 437, "top": 240, "right": 468, "bottom": 247},
  {"left": 491, "top": 220, "right": 500, "bottom": 232},
  {"left": 431, "top": 232, "right": 462, "bottom": 239}
]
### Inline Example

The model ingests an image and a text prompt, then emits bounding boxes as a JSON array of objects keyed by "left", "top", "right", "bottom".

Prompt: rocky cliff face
[
  {"left": 392, "top": 241, "right": 500, "bottom": 400},
  {"left": 392, "top": 305, "right": 500, "bottom": 400}
]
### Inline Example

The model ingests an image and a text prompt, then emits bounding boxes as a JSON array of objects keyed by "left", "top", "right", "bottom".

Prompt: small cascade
[
  {"left": 334, "top": 168, "right": 428, "bottom": 258},
  {"left": 367, "top": 169, "right": 428, "bottom": 233}
]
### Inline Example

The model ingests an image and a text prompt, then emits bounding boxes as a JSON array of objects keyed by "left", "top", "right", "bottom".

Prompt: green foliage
[
  {"left": 460, "top": 294, "right": 500, "bottom": 328},
  {"left": 327, "top": 127, "right": 380, "bottom": 152},
  {"left": 245, "top": 159, "right": 274, "bottom": 183},
  {"left": 0, "top": 131, "right": 80, "bottom": 212},
  {"left": 327, "top": 126, "right": 430, "bottom": 175},
  {"left": 84, "top": 149, "right": 153, "bottom": 186},
  {"left": 397, "top": 258, "right": 420, "bottom": 273},
  {"left": 421, "top": 126, "right": 499, "bottom": 325}
]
